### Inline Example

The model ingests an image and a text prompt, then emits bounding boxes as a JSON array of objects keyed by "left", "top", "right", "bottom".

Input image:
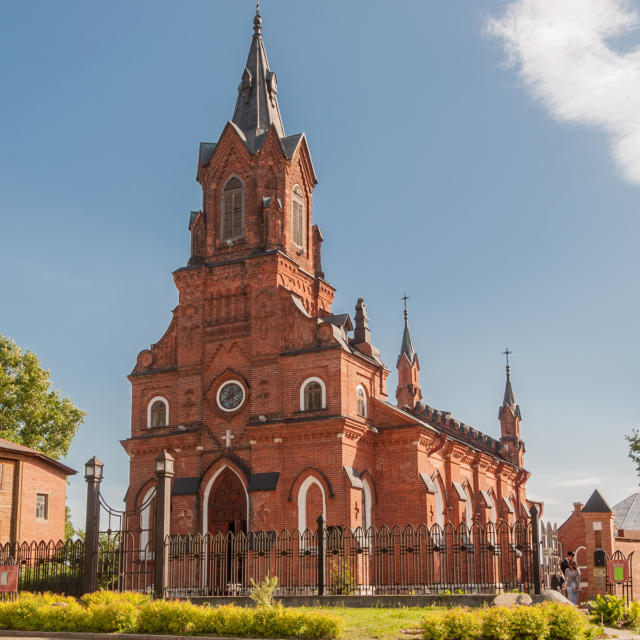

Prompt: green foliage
[
  {"left": 422, "top": 603, "right": 595, "bottom": 640},
  {"left": 328, "top": 556, "right": 355, "bottom": 595},
  {"left": 64, "top": 506, "right": 75, "bottom": 540},
  {"left": 506, "top": 605, "right": 549, "bottom": 640},
  {"left": 0, "top": 335, "right": 85, "bottom": 459},
  {"left": 543, "top": 602, "right": 592, "bottom": 640},
  {"left": 626, "top": 429, "right": 640, "bottom": 477},
  {"left": 0, "top": 591, "right": 340, "bottom": 639},
  {"left": 249, "top": 575, "right": 279, "bottom": 607},
  {"left": 628, "top": 600, "right": 640, "bottom": 630},
  {"left": 588, "top": 593, "right": 628, "bottom": 626}
]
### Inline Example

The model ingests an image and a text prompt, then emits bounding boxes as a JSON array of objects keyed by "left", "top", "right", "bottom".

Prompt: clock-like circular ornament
[{"left": 216, "top": 380, "right": 245, "bottom": 412}]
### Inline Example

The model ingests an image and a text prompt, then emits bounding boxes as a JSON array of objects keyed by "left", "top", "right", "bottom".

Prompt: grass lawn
[{"left": 305, "top": 606, "right": 429, "bottom": 640}]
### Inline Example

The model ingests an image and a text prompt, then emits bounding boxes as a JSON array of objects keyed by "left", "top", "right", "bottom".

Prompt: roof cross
[
  {"left": 502, "top": 348, "right": 512, "bottom": 367},
  {"left": 402, "top": 293, "right": 409, "bottom": 320}
]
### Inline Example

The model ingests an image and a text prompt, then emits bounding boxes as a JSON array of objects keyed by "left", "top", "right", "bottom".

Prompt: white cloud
[
  {"left": 555, "top": 476, "right": 602, "bottom": 487},
  {"left": 487, "top": 0, "right": 640, "bottom": 184}
]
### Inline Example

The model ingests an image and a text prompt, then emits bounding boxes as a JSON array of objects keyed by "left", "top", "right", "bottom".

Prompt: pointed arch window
[
  {"left": 222, "top": 177, "right": 244, "bottom": 242},
  {"left": 292, "top": 185, "right": 305, "bottom": 248},
  {"left": 356, "top": 385, "right": 367, "bottom": 418}
]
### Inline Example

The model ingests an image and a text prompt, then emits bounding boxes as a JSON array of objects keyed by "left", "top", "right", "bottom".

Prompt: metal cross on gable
[
  {"left": 502, "top": 348, "right": 513, "bottom": 366},
  {"left": 222, "top": 428, "right": 235, "bottom": 448}
]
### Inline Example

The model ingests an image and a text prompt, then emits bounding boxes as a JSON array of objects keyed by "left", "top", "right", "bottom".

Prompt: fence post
[
  {"left": 154, "top": 451, "right": 174, "bottom": 599},
  {"left": 530, "top": 504, "right": 542, "bottom": 595},
  {"left": 82, "top": 456, "right": 103, "bottom": 594},
  {"left": 316, "top": 514, "right": 326, "bottom": 596}
]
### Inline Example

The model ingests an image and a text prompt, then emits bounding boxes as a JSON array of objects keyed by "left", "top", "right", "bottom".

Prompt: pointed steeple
[
  {"left": 396, "top": 297, "right": 421, "bottom": 410},
  {"left": 231, "top": 5, "right": 285, "bottom": 150},
  {"left": 498, "top": 349, "right": 521, "bottom": 419},
  {"left": 397, "top": 297, "right": 417, "bottom": 367}
]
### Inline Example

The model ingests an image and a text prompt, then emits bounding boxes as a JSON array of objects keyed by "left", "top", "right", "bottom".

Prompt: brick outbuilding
[
  {"left": 121, "top": 7, "right": 536, "bottom": 538},
  {"left": 0, "top": 439, "right": 76, "bottom": 544}
]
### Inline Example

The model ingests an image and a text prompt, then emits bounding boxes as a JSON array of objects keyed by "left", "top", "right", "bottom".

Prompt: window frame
[
  {"left": 291, "top": 184, "right": 305, "bottom": 249},
  {"left": 35, "top": 493, "right": 49, "bottom": 521},
  {"left": 147, "top": 396, "right": 169, "bottom": 428},
  {"left": 300, "top": 377, "right": 326, "bottom": 412},
  {"left": 221, "top": 175, "right": 245, "bottom": 243},
  {"left": 356, "top": 385, "right": 367, "bottom": 418}
]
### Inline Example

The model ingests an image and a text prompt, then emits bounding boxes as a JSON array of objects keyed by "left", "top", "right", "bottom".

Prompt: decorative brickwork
[{"left": 122, "top": 7, "right": 533, "bottom": 540}]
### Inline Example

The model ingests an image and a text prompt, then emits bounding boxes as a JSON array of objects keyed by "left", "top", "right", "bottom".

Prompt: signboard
[
  {"left": 0, "top": 566, "right": 18, "bottom": 593},
  {"left": 608, "top": 558, "right": 629, "bottom": 583}
]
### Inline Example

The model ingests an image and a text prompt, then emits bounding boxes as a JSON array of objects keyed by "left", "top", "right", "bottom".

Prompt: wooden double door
[{"left": 207, "top": 469, "right": 247, "bottom": 593}]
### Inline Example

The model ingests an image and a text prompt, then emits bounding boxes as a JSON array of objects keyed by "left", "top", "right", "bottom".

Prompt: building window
[
  {"left": 147, "top": 397, "right": 169, "bottom": 428},
  {"left": 300, "top": 377, "right": 326, "bottom": 411},
  {"left": 356, "top": 385, "right": 367, "bottom": 418},
  {"left": 222, "top": 176, "right": 244, "bottom": 242},
  {"left": 292, "top": 185, "right": 305, "bottom": 248},
  {"left": 35, "top": 493, "right": 48, "bottom": 520}
]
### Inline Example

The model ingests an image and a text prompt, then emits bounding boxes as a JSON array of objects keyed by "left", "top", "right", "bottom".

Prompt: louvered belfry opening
[
  {"left": 222, "top": 177, "right": 244, "bottom": 241},
  {"left": 292, "top": 185, "right": 305, "bottom": 248}
]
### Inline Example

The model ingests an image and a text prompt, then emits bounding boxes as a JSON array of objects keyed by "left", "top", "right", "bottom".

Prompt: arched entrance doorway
[
  {"left": 208, "top": 468, "right": 248, "bottom": 535},
  {"left": 206, "top": 468, "right": 247, "bottom": 594}
]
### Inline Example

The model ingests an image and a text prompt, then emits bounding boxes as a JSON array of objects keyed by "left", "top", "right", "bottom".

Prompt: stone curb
[{"left": 0, "top": 632, "right": 269, "bottom": 640}]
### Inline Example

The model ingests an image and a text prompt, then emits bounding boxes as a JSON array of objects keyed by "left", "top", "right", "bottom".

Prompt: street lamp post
[{"left": 82, "top": 456, "right": 103, "bottom": 594}]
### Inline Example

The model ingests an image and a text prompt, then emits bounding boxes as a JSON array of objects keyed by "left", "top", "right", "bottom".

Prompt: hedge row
[
  {"left": 0, "top": 591, "right": 340, "bottom": 639},
  {"left": 421, "top": 603, "right": 599, "bottom": 640}
]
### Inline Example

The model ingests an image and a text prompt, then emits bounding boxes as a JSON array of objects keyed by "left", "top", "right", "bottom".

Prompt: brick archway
[{"left": 207, "top": 467, "right": 247, "bottom": 535}]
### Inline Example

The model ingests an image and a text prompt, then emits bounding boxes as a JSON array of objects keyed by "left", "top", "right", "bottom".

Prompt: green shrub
[
  {"left": 506, "top": 605, "right": 549, "bottom": 640},
  {"left": 0, "top": 591, "right": 340, "bottom": 639},
  {"left": 249, "top": 575, "right": 279, "bottom": 607},
  {"left": 588, "top": 594, "right": 628, "bottom": 626},
  {"left": 543, "top": 602, "right": 591, "bottom": 640},
  {"left": 422, "top": 604, "right": 597, "bottom": 640},
  {"left": 628, "top": 600, "right": 640, "bottom": 631},
  {"left": 441, "top": 608, "right": 482, "bottom": 640},
  {"left": 481, "top": 606, "right": 511, "bottom": 640}
]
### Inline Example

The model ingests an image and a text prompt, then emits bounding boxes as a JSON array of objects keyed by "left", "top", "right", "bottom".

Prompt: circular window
[{"left": 216, "top": 380, "right": 245, "bottom": 412}]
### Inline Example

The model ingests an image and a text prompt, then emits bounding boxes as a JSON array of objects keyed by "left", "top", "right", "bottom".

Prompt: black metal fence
[
  {"left": 0, "top": 539, "right": 84, "bottom": 596},
  {"left": 165, "top": 520, "right": 536, "bottom": 597}
]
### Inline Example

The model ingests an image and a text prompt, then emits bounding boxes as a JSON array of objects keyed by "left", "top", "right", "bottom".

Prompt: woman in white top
[{"left": 564, "top": 560, "right": 581, "bottom": 605}]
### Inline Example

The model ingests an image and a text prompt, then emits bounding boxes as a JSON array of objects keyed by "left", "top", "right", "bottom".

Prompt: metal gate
[
  {"left": 96, "top": 488, "right": 156, "bottom": 592},
  {"left": 539, "top": 520, "right": 561, "bottom": 590}
]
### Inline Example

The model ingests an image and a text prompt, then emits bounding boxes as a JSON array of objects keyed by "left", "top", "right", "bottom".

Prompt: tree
[
  {"left": 0, "top": 335, "right": 85, "bottom": 460},
  {"left": 626, "top": 429, "right": 640, "bottom": 478}
]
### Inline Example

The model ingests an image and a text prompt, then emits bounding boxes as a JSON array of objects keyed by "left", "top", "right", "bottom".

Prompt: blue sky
[{"left": 1, "top": 0, "right": 639, "bottom": 528}]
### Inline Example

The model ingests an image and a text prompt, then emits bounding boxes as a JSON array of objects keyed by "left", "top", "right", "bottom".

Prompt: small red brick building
[
  {"left": 559, "top": 490, "right": 640, "bottom": 603},
  {"left": 0, "top": 439, "right": 76, "bottom": 544},
  {"left": 122, "top": 8, "right": 535, "bottom": 537}
]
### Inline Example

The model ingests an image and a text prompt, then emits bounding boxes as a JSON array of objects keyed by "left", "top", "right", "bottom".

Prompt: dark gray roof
[
  {"left": 171, "top": 477, "right": 200, "bottom": 496},
  {"left": 397, "top": 311, "right": 417, "bottom": 367},
  {"left": 613, "top": 493, "right": 640, "bottom": 530},
  {"left": 582, "top": 489, "right": 613, "bottom": 513},
  {"left": 231, "top": 9, "right": 285, "bottom": 150},
  {"left": 199, "top": 142, "right": 217, "bottom": 167},
  {"left": 281, "top": 134, "right": 304, "bottom": 159},
  {"left": 325, "top": 314, "right": 353, "bottom": 331},
  {"left": 248, "top": 472, "right": 279, "bottom": 492},
  {"left": 498, "top": 366, "right": 521, "bottom": 419}
]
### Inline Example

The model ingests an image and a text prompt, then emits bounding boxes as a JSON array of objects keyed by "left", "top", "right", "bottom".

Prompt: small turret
[
  {"left": 499, "top": 349, "right": 524, "bottom": 467},
  {"left": 396, "top": 298, "right": 421, "bottom": 410}
]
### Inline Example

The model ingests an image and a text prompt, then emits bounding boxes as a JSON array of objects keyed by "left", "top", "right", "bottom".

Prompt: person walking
[{"left": 564, "top": 560, "right": 581, "bottom": 605}]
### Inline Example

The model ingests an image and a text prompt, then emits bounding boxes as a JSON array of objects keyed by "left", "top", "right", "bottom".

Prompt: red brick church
[{"left": 121, "top": 8, "right": 534, "bottom": 538}]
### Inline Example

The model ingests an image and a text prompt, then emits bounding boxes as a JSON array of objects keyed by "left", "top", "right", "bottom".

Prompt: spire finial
[
  {"left": 402, "top": 293, "right": 410, "bottom": 322},
  {"left": 502, "top": 347, "right": 512, "bottom": 374},
  {"left": 253, "top": 0, "right": 262, "bottom": 36}
]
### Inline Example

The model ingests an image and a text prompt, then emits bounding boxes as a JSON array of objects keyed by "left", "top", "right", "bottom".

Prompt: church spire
[
  {"left": 499, "top": 349, "right": 521, "bottom": 419},
  {"left": 397, "top": 295, "right": 417, "bottom": 367},
  {"left": 231, "top": 5, "right": 285, "bottom": 149},
  {"left": 396, "top": 296, "right": 421, "bottom": 410},
  {"left": 499, "top": 349, "right": 524, "bottom": 467}
]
